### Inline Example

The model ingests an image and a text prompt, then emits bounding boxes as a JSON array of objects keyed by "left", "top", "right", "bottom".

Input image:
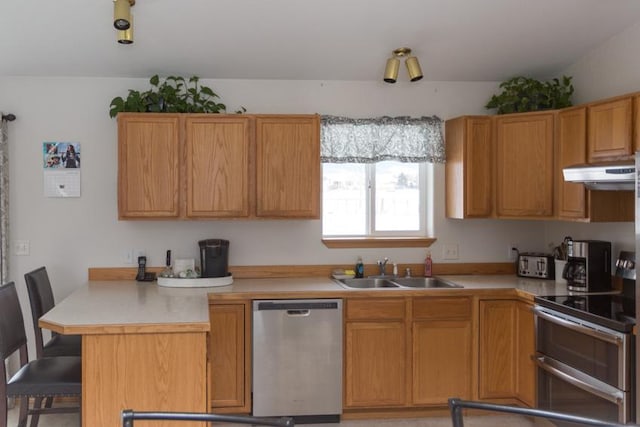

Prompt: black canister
[{"left": 199, "top": 239, "right": 230, "bottom": 278}]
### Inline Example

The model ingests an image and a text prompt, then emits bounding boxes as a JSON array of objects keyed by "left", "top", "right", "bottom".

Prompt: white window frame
[{"left": 322, "top": 161, "right": 430, "bottom": 238}]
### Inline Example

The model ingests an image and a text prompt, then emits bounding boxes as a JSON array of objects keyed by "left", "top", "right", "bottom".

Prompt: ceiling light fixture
[
  {"left": 383, "top": 47, "right": 423, "bottom": 83},
  {"left": 113, "top": 0, "right": 135, "bottom": 30}
]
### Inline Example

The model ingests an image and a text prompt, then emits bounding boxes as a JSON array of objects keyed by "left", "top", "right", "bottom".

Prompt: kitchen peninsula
[
  {"left": 39, "top": 281, "right": 211, "bottom": 427},
  {"left": 39, "top": 271, "right": 574, "bottom": 426}
]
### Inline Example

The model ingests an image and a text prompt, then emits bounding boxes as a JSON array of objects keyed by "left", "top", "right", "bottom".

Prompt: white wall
[
  {"left": 562, "top": 20, "right": 640, "bottom": 104},
  {"left": 542, "top": 20, "right": 640, "bottom": 254},
  {"left": 0, "top": 76, "right": 549, "bottom": 301}
]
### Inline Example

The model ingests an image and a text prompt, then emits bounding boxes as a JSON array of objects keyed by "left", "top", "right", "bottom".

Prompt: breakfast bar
[{"left": 39, "top": 281, "right": 211, "bottom": 427}]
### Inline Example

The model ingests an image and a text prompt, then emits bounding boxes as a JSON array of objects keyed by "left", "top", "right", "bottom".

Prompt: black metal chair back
[
  {"left": 448, "top": 398, "right": 634, "bottom": 427},
  {"left": 0, "top": 282, "right": 81, "bottom": 427},
  {"left": 24, "top": 266, "right": 81, "bottom": 358},
  {"left": 121, "top": 410, "right": 294, "bottom": 427}
]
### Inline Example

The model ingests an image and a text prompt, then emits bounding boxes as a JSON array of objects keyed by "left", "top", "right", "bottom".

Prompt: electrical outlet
[
  {"left": 442, "top": 244, "right": 459, "bottom": 260},
  {"left": 508, "top": 244, "right": 518, "bottom": 261},
  {"left": 123, "top": 249, "right": 134, "bottom": 265}
]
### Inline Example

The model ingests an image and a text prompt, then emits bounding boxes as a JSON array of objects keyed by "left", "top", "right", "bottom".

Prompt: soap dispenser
[
  {"left": 424, "top": 251, "right": 433, "bottom": 277},
  {"left": 355, "top": 256, "right": 365, "bottom": 278}
]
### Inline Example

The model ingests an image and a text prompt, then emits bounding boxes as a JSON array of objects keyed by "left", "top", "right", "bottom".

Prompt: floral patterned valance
[{"left": 320, "top": 115, "right": 445, "bottom": 164}]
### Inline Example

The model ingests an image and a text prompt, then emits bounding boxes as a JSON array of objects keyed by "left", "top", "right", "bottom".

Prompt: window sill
[{"left": 322, "top": 237, "right": 437, "bottom": 249}]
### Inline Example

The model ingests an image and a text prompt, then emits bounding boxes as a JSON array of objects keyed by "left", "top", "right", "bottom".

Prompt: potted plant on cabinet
[
  {"left": 485, "top": 75, "right": 574, "bottom": 114},
  {"left": 109, "top": 75, "right": 245, "bottom": 118}
]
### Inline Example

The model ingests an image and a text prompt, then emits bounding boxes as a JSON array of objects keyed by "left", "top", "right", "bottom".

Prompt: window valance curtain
[{"left": 320, "top": 115, "right": 445, "bottom": 164}]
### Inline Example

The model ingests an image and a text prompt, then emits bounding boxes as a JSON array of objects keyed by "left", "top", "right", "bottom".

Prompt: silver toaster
[{"left": 517, "top": 253, "right": 555, "bottom": 279}]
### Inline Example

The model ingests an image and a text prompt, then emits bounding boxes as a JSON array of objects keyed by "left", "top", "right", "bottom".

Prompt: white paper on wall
[{"left": 42, "top": 142, "right": 81, "bottom": 198}]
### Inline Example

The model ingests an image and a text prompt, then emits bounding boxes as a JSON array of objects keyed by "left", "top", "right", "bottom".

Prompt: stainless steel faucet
[{"left": 377, "top": 257, "right": 389, "bottom": 276}]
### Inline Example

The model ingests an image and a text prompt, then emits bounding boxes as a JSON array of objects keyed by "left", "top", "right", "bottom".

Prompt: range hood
[{"left": 563, "top": 162, "right": 635, "bottom": 191}]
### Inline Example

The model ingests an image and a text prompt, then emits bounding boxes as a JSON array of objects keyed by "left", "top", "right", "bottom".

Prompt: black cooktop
[{"left": 535, "top": 294, "right": 636, "bottom": 333}]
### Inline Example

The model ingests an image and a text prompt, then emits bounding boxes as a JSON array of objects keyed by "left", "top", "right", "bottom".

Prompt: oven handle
[
  {"left": 536, "top": 356, "right": 623, "bottom": 405},
  {"left": 533, "top": 307, "right": 622, "bottom": 345}
]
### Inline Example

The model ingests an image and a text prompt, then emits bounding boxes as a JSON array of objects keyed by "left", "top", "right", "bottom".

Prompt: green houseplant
[
  {"left": 109, "top": 75, "right": 245, "bottom": 118},
  {"left": 485, "top": 75, "right": 574, "bottom": 114}
]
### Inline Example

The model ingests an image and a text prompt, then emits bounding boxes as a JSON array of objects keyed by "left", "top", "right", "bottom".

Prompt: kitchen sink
[
  {"left": 336, "top": 277, "right": 463, "bottom": 289},
  {"left": 338, "top": 278, "right": 400, "bottom": 289},
  {"left": 391, "top": 277, "right": 463, "bottom": 288}
]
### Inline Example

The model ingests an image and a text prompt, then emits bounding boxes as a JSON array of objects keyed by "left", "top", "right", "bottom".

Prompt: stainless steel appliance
[
  {"left": 534, "top": 296, "right": 635, "bottom": 423},
  {"left": 534, "top": 251, "right": 636, "bottom": 424},
  {"left": 198, "top": 239, "right": 229, "bottom": 278},
  {"left": 563, "top": 239, "right": 611, "bottom": 292},
  {"left": 563, "top": 162, "right": 635, "bottom": 191},
  {"left": 252, "top": 299, "right": 342, "bottom": 423},
  {"left": 517, "top": 253, "right": 555, "bottom": 279}
]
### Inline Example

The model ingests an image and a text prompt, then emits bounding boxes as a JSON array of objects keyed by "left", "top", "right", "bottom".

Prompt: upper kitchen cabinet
[
  {"left": 185, "top": 116, "right": 252, "bottom": 218},
  {"left": 255, "top": 115, "right": 320, "bottom": 218},
  {"left": 118, "top": 113, "right": 181, "bottom": 219},
  {"left": 556, "top": 107, "right": 634, "bottom": 222},
  {"left": 496, "top": 112, "right": 555, "bottom": 218},
  {"left": 587, "top": 96, "right": 633, "bottom": 162},
  {"left": 556, "top": 106, "right": 587, "bottom": 219},
  {"left": 118, "top": 113, "right": 320, "bottom": 220},
  {"left": 445, "top": 116, "right": 493, "bottom": 218}
]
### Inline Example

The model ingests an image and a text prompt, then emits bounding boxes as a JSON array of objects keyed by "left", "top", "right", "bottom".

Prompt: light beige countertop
[
  {"left": 437, "top": 274, "right": 572, "bottom": 296},
  {"left": 40, "top": 280, "right": 212, "bottom": 335},
  {"left": 40, "top": 274, "right": 584, "bottom": 335}
]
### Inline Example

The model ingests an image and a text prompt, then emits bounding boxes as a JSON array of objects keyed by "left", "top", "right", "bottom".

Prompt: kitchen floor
[{"left": 7, "top": 406, "right": 537, "bottom": 427}]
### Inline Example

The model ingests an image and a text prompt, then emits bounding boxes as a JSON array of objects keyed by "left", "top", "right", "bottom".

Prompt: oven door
[
  {"left": 536, "top": 354, "right": 632, "bottom": 424},
  {"left": 534, "top": 306, "right": 632, "bottom": 390}
]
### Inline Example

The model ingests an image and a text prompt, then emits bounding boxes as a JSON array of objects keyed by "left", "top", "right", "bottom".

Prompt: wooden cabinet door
[
  {"left": 412, "top": 320, "right": 472, "bottom": 404},
  {"left": 445, "top": 116, "right": 493, "bottom": 218},
  {"left": 209, "top": 303, "right": 250, "bottom": 413},
  {"left": 186, "top": 116, "right": 252, "bottom": 218},
  {"left": 344, "top": 321, "right": 406, "bottom": 407},
  {"left": 255, "top": 115, "right": 320, "bottom": 218},
  {"left": 118, "top": 113, "right": 181, "bottom": 218},
  {"left": 479, "top": 299, "right": 536, "bottom": 406},
  {"left": 556, "top": 107, "right": 587, "bottom": 219},
  {"left": 496, "top": 112, "right": 554, "bottom": 217},
  {"left": 588, "top": 97, "right": 633, "bottom": 162},
  {"left": 516, "top": 301, "right": 535, "bottom": 407},
  {"left": 479, "top": 300, "right": 516, "bottom": 399}
]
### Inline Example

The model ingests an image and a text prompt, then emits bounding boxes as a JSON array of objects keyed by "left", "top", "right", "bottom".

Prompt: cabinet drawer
[
  {"left": 346, "top": 298, "right": 405, "bottom": 320},
  {"left": 413, "top": 297, "right": 471, "bottom": 320}
]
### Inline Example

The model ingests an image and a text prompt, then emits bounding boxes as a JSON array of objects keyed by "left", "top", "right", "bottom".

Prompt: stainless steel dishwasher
[{"left": 252, "top": 299, "right": 342, "bottom": 422}]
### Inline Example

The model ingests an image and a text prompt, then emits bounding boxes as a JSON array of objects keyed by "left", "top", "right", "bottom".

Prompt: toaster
[{"left": 517, "top": 253, "right": 555, "bottom": 279}]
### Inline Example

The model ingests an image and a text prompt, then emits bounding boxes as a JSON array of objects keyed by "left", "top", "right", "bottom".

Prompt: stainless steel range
[{"left": 533, "top": 252, "right": 636, "bottom": 424}]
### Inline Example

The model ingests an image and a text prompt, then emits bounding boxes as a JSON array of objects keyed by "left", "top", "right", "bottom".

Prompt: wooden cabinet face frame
[{"left": 118, "top": 113, "right": 320, "bottom": 220}]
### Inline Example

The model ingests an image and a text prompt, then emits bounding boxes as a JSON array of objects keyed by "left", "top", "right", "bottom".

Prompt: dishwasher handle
[{"left": 286, "top": 309, "right": 311, "bottom": 317}]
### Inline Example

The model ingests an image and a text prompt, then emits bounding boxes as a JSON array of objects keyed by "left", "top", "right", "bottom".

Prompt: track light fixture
[
  {"left": 383, "top": 47, "right": 423, "bottom": 83},
  {"left": 117, "top": 15, "right": 134, "bottom": 44},
  {"left": 113, "top": 0, "right": 135, "bottom": 31}
]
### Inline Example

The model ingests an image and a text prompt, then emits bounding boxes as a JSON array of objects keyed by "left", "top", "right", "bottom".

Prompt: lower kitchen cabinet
[
  {"left": 343, "top": 296, "right": 475, "bottom": 410},
  {"left": 209, "top": 302, "right": 251, "bottom": 413},
  {"left": 479, "top": 299, "right": 535, "bottom": 406},
  {"left": 412, "top": 297, "right": 473, "bottom": 405},
  {"left": 344, "top": 298, "right": 407, "bottom": 408}
]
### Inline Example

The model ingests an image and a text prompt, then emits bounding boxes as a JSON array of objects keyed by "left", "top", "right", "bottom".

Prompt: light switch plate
[{"left": 14, "top": 240, "right": 30, "bottom": 256}]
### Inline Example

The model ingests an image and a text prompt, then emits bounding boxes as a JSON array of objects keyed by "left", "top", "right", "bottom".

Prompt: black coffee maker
[
  {"left": 199, "top": 239, "right": 230, "bottom": 278},
  {"left": 563, "top": 239, "right": 611, "bottom": 292}
]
